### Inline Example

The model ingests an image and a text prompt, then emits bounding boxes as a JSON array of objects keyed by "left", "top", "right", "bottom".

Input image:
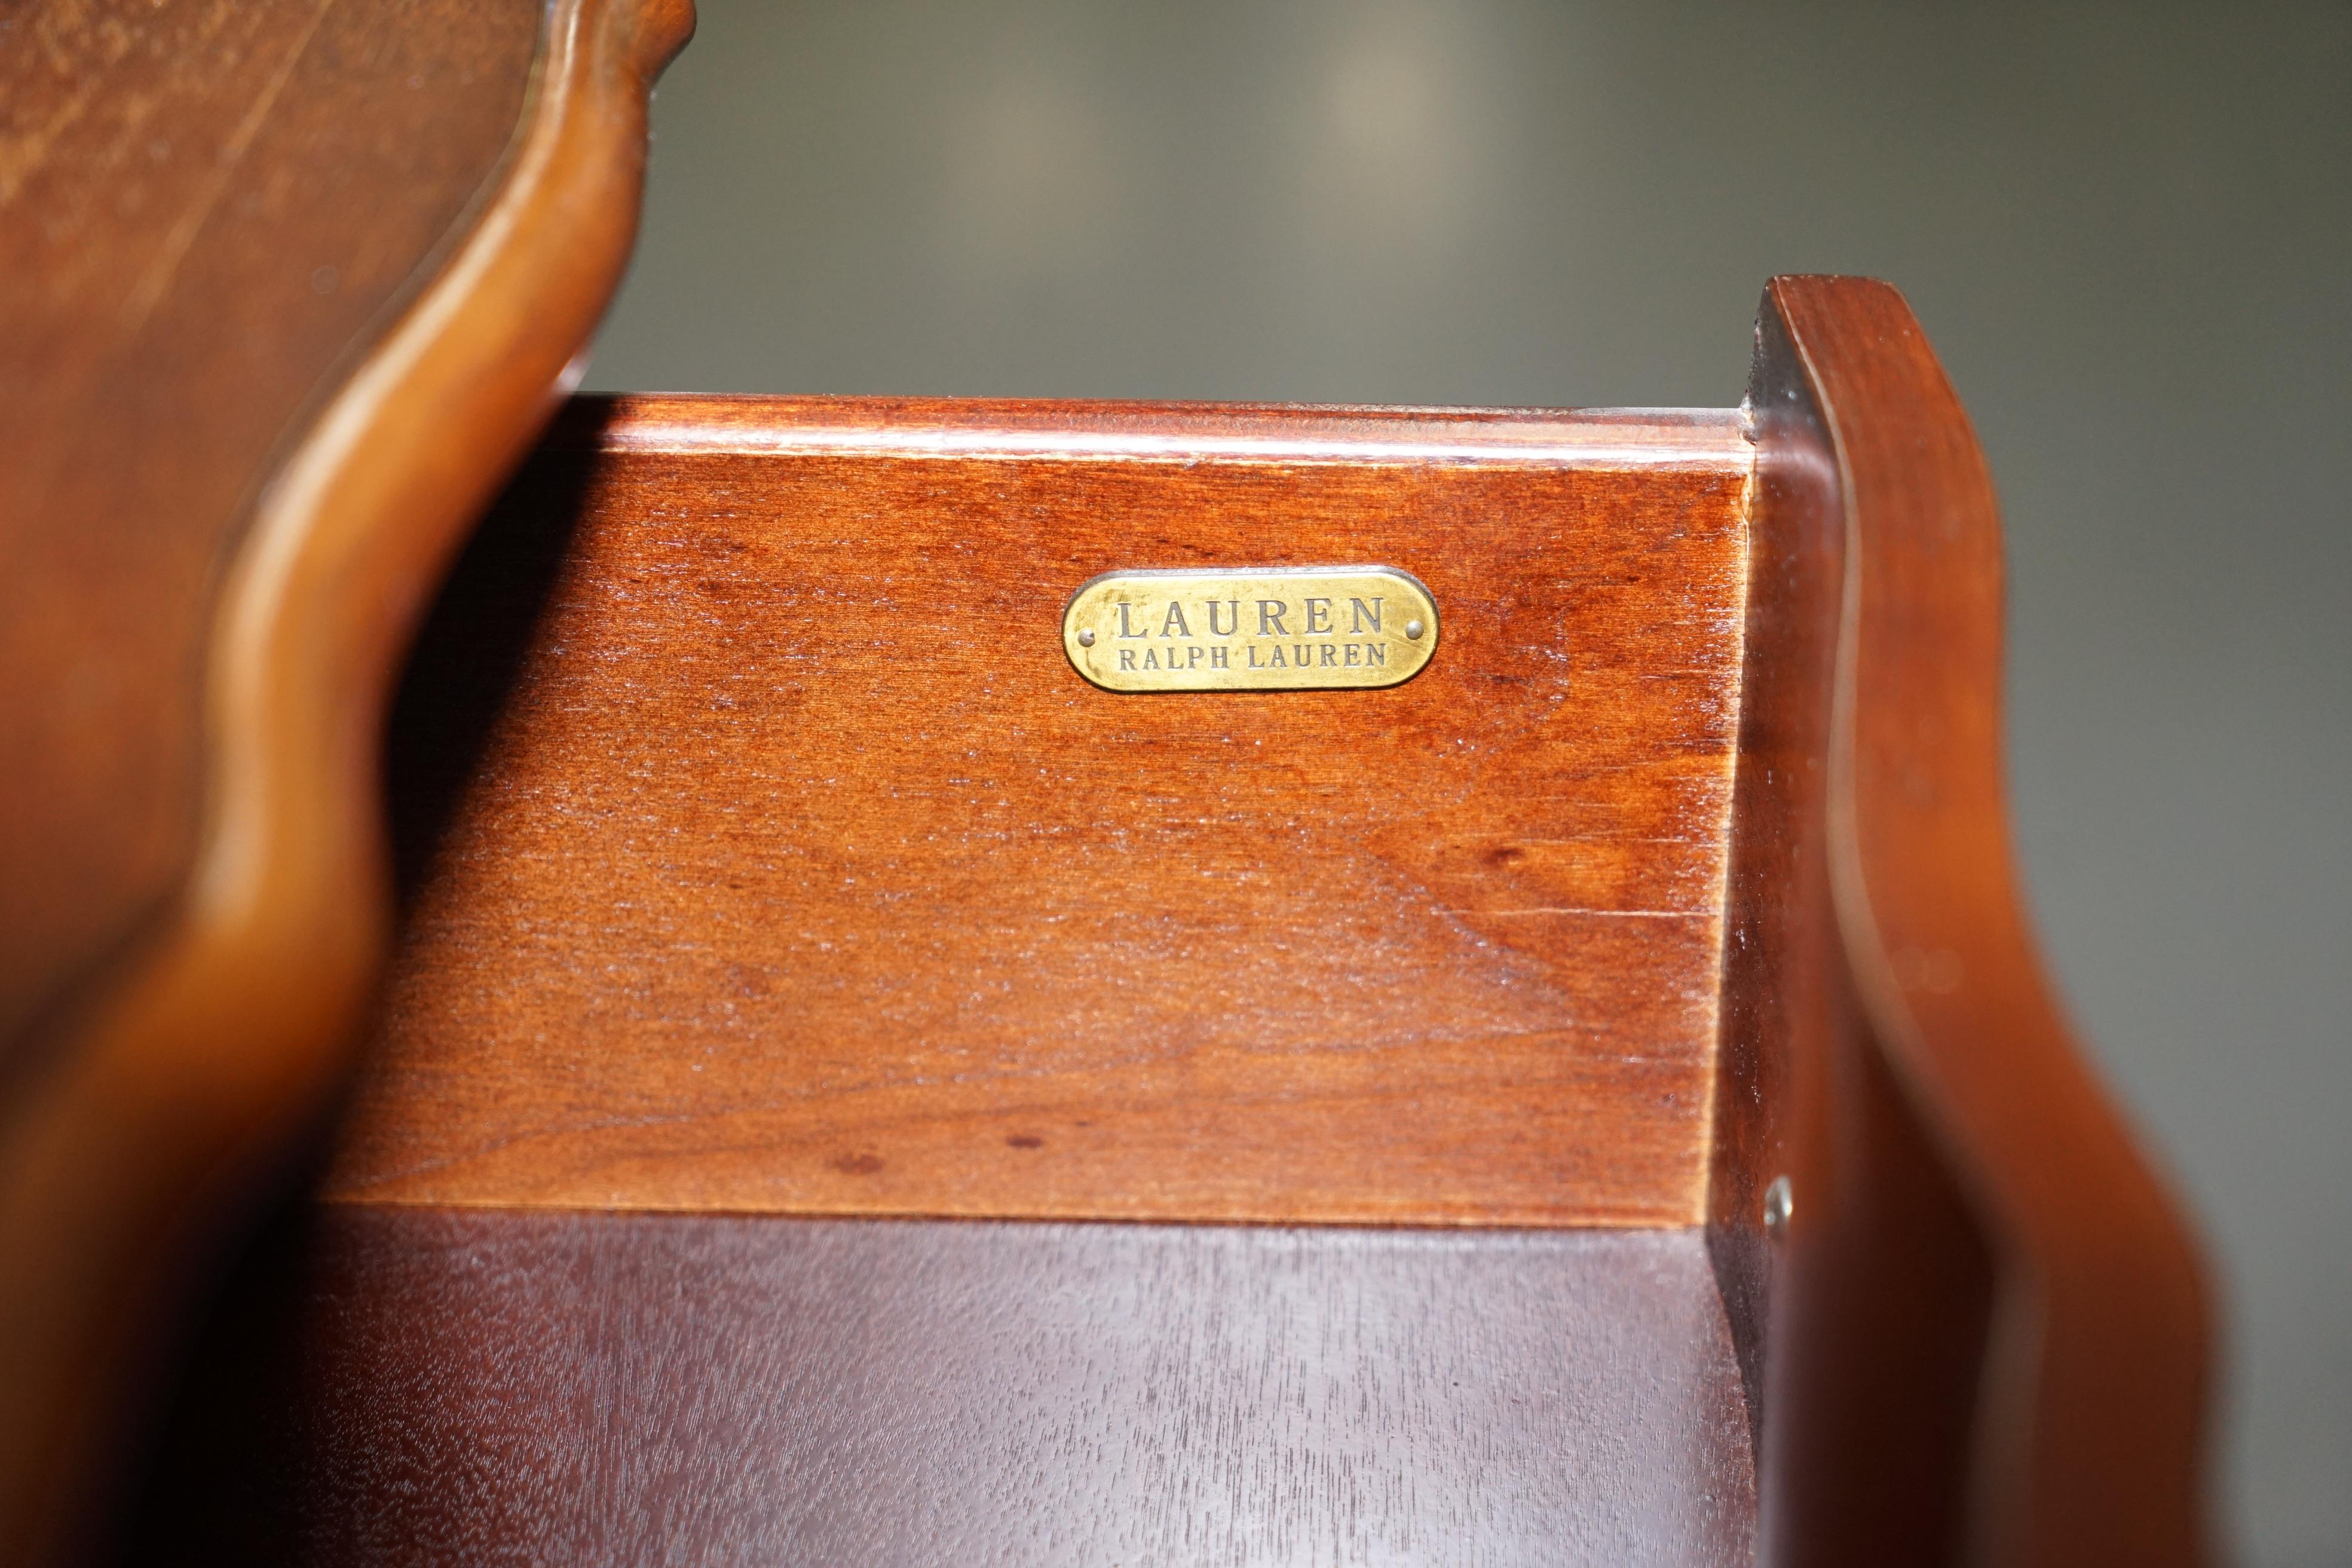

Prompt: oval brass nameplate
[{"left": 1063, "top": 566, "right": 1438, "bottom": 692}]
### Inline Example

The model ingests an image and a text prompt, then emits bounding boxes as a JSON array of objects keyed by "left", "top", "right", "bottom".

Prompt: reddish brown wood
[
  {"left": 125, "top": 1206, "right": 1756, "bottom": 1567},
  {"left": 0, "top": 0, "right": 543, "bottom": 1074},
  {"left": 1702, "top": 308, "right": 1835, "bottom": 1444},
  {"left": 6, "top": 188, "right": 2218, "bottom": 1568},
  {"left": 329, "top": 397, "right": 1754, "bottom": 1226},
  {"left": 0, "top": 2, "right": 693, "bottom": 1560},
  {"left": 1716, "top": 277, "right": 2216, "bottom": 1567}
]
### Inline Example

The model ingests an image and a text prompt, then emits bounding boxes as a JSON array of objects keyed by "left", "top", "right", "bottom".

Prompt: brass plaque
[{"left": 1063, "top": 566, "right": 1438, "bottom": 692}]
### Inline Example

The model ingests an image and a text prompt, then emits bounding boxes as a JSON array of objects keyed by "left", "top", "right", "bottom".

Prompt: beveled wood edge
[
  {"left": 537, "top": 391, "right": 1757, "bottom": 468},
  {"left": 314, "top": 1198, "right": 1727, "bottom": 1237},
  {"left": 0, "top": 1, "right": 693, "bottom": 1558},
  {"left": 316, "top": 1192, "right": 1717, "bottom": 1230},
  {"left": 1766, "top": 275, "right": 2214, "bottom": 1564}
]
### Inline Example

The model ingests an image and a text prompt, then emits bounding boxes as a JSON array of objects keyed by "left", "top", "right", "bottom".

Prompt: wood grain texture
[
  {"left": 330, "top": 397, "right": 1755, "bottom": 1226},
  {"left": 1724, "top": 287, "right": 2002, "bottom": 1568},
  {"left": 126, "top": 1206, "right": 1756, "bottom": 1568},
  {"left": 0, "top": 0, "right": 542, "bottom": 1071},
  {"left": 1729, "top": 277, "right": 2215, "bottom": 1566},
  {"left": 1702, "top": 306, "right": 1835, "bottom": 1448},
  {"left": 0, "top": 2, "right": 693, "bottom": 1560}
]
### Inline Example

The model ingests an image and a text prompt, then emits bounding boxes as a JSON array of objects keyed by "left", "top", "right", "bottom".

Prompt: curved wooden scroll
[
  {"left": 0, "top": 0, "right": 693, "bottom": 1558},
  {"left": 1714, "top": 277, "right": 2214, "bottom": 1565}
]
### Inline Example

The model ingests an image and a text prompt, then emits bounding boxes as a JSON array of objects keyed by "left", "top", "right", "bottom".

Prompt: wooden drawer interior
[
  {"left": 333, "top": 396, "right": 1756, "bottom": 1227},
  {"left": 125, "top": 396, "right": 1769, "bottom": 1564}
]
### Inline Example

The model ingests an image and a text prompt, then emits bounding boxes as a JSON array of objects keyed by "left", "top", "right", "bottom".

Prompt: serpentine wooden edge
[
  {"left": 0, "top": 0, "right": 693, "bottom": 1560},
  {"left": 1740, "top": 277, "right": 2215, "bottom": 1566}
]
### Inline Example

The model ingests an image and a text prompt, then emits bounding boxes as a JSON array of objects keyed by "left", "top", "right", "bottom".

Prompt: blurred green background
[{"left": 583, "top": 4, "right": 2352, "bottom": 1561}]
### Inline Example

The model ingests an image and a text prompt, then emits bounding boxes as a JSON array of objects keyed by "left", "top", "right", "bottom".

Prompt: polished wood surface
[
  {"left": 1723, "top": 277, "right": 2215, "bottom": 1566},
  {"left": 0, "top": 0, "right": 540, "bottom": 1067},
  {"left": 7, "top": 164, "right": 2218, "bottom": 1562},
  {"left": 128, "top": 1208, "right": 1755, "bottom": 1568},
  {"left": 0, "top": 2, "right": 693, "bottom": 1560},
  {"left": 330, "top": 398, "right": 1753, "bottom": 1226}
]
